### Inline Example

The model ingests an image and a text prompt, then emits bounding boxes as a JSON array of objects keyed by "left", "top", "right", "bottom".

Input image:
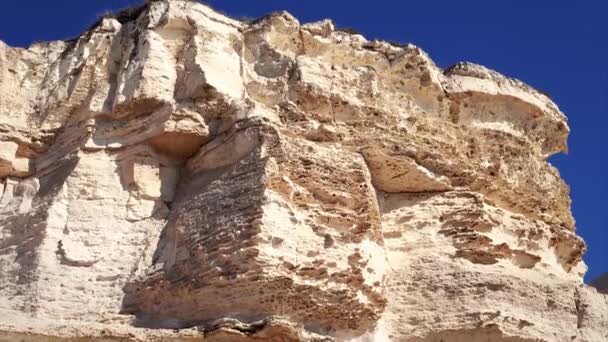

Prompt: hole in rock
[{"left": 148, "top": 132, "right": 208, "bottom": 160}]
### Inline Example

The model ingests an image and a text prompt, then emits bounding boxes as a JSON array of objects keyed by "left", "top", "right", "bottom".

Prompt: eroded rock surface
[{"left": 0, "top": 1, "right": 606, "bottom": 341}]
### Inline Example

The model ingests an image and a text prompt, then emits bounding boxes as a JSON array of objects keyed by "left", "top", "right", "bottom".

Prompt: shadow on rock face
[
  {"left": 0, "top": 156, "right": 79, "bottom": 309},
  {"left": 120, "top": 123, "right": 386, "bottom": 337}
]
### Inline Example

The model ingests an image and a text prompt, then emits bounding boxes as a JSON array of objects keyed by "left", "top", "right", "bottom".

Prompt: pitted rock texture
[{"left": 0, "top": 1, "right": 606, "bottom": 341}]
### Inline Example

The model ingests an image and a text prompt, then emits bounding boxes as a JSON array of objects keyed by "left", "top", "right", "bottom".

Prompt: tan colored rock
[{"left": 0, "top": 1, "right": 606, "bottom": 341}]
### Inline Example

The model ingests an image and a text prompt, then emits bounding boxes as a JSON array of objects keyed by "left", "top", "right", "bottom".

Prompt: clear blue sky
[{"left": 0, "top": 1, "right": 606, "bottom": 282}]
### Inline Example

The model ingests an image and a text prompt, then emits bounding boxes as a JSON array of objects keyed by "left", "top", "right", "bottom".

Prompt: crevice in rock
[{"left": 574, "top": 288, "right": 588, "bottom": 330}]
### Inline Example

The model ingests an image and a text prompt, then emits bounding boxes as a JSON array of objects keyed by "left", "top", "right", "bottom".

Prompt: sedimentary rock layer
[{"left": 0, "top": 1, "right": 606, "bottom": 341}]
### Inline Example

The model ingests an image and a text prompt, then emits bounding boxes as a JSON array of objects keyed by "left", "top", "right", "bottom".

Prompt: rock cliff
[{"left": 0, "top": 1, "right": 606, "bottom": 341}]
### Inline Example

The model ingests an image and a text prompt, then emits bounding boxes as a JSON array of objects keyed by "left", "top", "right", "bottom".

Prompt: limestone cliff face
[{"left": 0, "top": 1, "right": 606, "bottom": 341}]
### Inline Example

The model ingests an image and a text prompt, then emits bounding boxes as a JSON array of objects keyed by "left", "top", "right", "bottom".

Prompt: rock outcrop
[{"left": 0, "top": 1, "right": 606, "bottom": 341}]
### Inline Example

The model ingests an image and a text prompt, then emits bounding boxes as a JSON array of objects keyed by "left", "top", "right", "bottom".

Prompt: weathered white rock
[{"left": 0, "top": 1, "right": 606, "bottom": 341}]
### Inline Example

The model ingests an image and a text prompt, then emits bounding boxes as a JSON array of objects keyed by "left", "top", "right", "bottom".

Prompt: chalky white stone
[{"left": 0, "top": 1, "right": 606, "bottom": 341}]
